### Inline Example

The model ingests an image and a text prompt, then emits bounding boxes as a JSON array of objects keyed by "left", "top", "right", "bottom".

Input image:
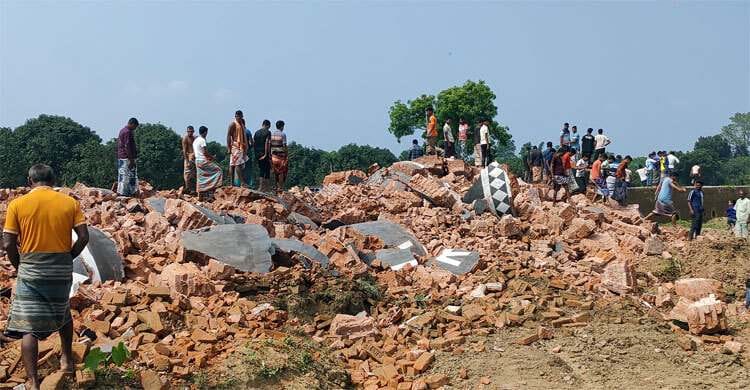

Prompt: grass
[
  {"left": 652, "top": 257, "right": 682, "bottom": 282},
  {"left": 665, "top": 217, "right": 732, "bottom": 231}
]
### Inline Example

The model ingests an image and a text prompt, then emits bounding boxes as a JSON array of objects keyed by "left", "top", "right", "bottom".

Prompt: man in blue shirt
[
  {"left": 645, "top": 172, "right": 686, "bottom": 226},
  {"left": 570, "top": 125, "right": 580, "bottom": 152},
  {"left": 409, "top": 139, "right": 424, "bottom": 161},
  {"left": 687, "top": 181, "right": 704, "bottom": 240}
]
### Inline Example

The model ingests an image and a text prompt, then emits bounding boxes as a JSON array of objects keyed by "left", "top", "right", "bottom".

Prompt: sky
[{"left": 1, "top": 1, "right": 748, "bottom": 157}]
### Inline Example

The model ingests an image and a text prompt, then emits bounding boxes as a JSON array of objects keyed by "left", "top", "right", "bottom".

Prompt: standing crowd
[
  {"left": 116, "top": 111, "right": 290, "bottom": 201},
  {"left": 410, "top": 107, "right": 493, "bottom": 168}
]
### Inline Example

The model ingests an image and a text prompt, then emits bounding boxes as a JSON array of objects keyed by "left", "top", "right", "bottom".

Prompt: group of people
[
  {"left": 116, "top": 112, "right": 290, "bottom": 200},
  {"left": 728, "top": 191, "right": 750, "bottom": 241},
  {"left": 639, "top": 151, "right": 683, "bottom": 186},
  {"left": 410, "top": 107, "right": 493, "bottom": 167}
]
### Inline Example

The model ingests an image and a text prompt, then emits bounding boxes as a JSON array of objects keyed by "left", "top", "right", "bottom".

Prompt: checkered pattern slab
[{"left": 481, "top": 162, "right": 513, "bottom": 215}]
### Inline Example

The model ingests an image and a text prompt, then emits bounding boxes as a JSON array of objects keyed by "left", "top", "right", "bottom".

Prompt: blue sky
[{"left": 1, "top": 1, "right": 748, "bottom": 157}]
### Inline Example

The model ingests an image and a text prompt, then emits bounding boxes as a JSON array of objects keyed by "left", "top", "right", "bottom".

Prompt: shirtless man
[
  {"left": 227, "top": 110, "right": 250, "bottom": 187},
  {"left": 181, "top": 125, "right": 196, "bottom": 195}
]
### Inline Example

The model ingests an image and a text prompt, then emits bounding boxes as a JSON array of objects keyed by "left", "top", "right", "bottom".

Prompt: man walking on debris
[
  {"left": 687, "top": 180, "right": 704, "bottom": 241},
  {"left": 3, "top": 164, "right": 89, "bottom": 390},
  {"left": 645, "top": 171, "right": 686, "bottom": 226},
  {"left": 270, "top": 120, "right": 289, "bottom": 192},
  {"left": 253, "top": 120, "right": 272, "bottom": 192},
  {"left": 735, "top": 190, "right": 750, "bottom": 239},
  {"left": 181, "top": 125, "right": 196, "bottom": 195},
  {"left": 194, "top": 126, "right": 223, "bottom": 201},
  {"left": 227, "top": 110, "right": 250, "bottom": 187},
  {"left": 593, "top": 128, "right": 611, "bottom": 160},
  {"left": 443, "top": 118, "right": 455, "bottom": 158},
  {"left": 581, "top": 128, "right": 595, "bottom": 158},
  {"left": 529, "top": 145, "right": 543, "bottom": 183},
  {"left": 116, "top": 117, "right": 139, "bottom": 197},
  {"left": 425, "top": 107, "right": 438, "bottom": 155}
]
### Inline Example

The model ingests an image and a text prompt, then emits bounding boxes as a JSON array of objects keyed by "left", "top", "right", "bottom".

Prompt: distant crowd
[
  {"left": 409, "top": 107, "right": 493, "bottom": 167},
  {"left": 116, "top": 111, "right": 290, "bottom": 201}
]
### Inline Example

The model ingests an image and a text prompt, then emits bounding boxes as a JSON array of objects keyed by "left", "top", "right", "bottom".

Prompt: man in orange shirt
[
  {"left": 2, "top": 164, "right": 89, "bottom": 389},
  {"left": 425, "top": 107, "right": 438, "bottom": 156},
  {"left": 589, "top": 154, "right": 607, "bottom": 203}
]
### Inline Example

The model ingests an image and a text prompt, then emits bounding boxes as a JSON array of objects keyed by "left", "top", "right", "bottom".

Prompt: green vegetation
[{"left": 84, "top": 341, "right": 131, "bottom": 371}]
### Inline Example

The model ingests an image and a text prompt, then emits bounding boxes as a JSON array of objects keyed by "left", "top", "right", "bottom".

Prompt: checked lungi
[
  {"left": 196, "top": 160, "right": 223, "bottom": 193},
  {"left": 117, "top": 158, "right": 138, "bottom": 197}
]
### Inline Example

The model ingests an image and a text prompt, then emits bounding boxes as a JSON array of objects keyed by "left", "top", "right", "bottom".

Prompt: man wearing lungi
[
  {"left": 193, "top": 126, "right": 224, "bottom": 201},
  {"left": 116, "top": 117, "right": 139, "bottom": 196},
  {"left": 227, "top": 110, "right": 250, "bottom": 187},
  {"left": 270, "top": 120, "right": 288, "bottom": 193},
  {"left": 3, "top": 164, "right": 89, "bottom": 389},
  {"left": 181, "top": 125, "right": 196, "bottom": 195},
  {"left": 645, "top": 171, "right": 686, "bottom": 226}
]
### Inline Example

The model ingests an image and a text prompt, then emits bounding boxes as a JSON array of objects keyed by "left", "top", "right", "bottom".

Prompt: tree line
[{"left": 0, "top": 115, "right": 397, "bottom": 190}]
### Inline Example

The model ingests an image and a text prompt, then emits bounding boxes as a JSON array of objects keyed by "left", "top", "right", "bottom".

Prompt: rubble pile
[{"left": 0, "top": 157, "right": 744, "bottom": 389}]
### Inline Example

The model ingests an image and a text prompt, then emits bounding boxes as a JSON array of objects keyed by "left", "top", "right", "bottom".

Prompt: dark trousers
[
  {"left": 480, "top": 144, "right": 489, "bottom": 167},
  {"left": 690, "top": 211, "right": 703, "bottom": 239},
  {"left": 593, "top": 148, "right": 605, "bottom": 160},
  {"left": 444, "top": 141, "right": 454, "bottom": 158}
]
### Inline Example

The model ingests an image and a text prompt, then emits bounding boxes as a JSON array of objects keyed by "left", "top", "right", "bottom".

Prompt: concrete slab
[
  {"left": 271, "top": 238, "right": 328, "bottom": 268},
  {"left": 72, "top": 226, "right": 124, "bottom": 282},
  {"left": 428, "top": 248, "right": 480, "bottom": 275},
  {"left": 372, "top": 248, "right": 417, "bottom": 271},
  {"left": 287, "top": 212, "right": 318, "bottom": 229},
  {"left": 350, "top": 220, "right": 427, "bottom": 256},
  {"left": 181, "top": 224, "right": 274, "bottom": 273}
]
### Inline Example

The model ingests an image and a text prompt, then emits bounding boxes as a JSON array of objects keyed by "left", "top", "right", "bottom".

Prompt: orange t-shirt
[
  {"left": 3, "top": 187, "right": 86, "bottom": 253},
  {"left": 590, "top": 160, "right": 603, "bottom": 181},
  {"left": 427, "top": 115, "right": 438, "bottom": 137}
]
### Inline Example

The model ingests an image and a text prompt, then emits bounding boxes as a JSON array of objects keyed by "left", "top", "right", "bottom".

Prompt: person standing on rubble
[
  {"left": 425, "top": 107, "right": 438, "bottom": 155},
  {"left": 593, "top": 128, "right": 611, "bottom": 161},
  {"left": 549, "top": 149, "right": 570, "bottom": 204},
  {"left": 687, "top": 180, "right": 705, "bottom": 241},
  {"left": 645, "top": 171, "right": 686, "bottom": 226},
  {"left": 570, "top": 125, "right": 580, "bottom": 152},
  {"left": 181, "top": 125, "right": 196, "bottom": 196},
  {"left": 227, "top": 110, "right": 250, "bottom": 187},
  {"left": 253, "top": 120, "right": 272, "bottom": 192},
  {"left": 589, "top": 153, "right": 607, "bottom": 202},
  {"left": 409, "top": 139, "right": 424, "bottom": 160},
  {"left": 116, "top": 117, "right": 139, "bottom": 197},
  {"left": 443, "top": 118, "right": 455, "bottom": 158},
  {"left": 612, "top": 155, "right": 632, "bottom": 205},
  {"left": 581, "top": 128, "right": 595, "bottom": 158},
  {"left": 479, "top": 119, "right": 491, "bottom": 167},
  {"left": 734, "top": 190, "right": 750, "bottom": 239},
  {"left": 542, "top": 141, "right": 554, "bottom": 182},
  {"left": 194, "top": 126, "right": 223, "bottom": 201},
  {"left": 2, "top": 164, "right": 89, "bottom": 390},
  {"left": 270, "top": 120, "right": 289, "bottom": 193},
  {"left": 528, "top": 146, "right": 543, "bottom": 183},
  {"left": 559, "top": 123, "right": 571, "bottom": 152},
  {"left": 458, "top": 118, "right": 469, "bottom": 160},
  {"left": 574, "top": 153, "right": 590, "bottom": 194}
]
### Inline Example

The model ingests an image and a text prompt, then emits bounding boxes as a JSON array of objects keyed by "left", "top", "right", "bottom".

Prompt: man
[
  {"left": 658, "top": 151, "right": 668, "bottom": 179},
  {"left": 690, "top": 164, "right": 701, "bottom": 185},
  {"left": 542, "top": 141, "right": 555, "bottom": 181},
  {"left": 443, "top": 118, "right": 455, "bottom": 158},
  {"left": 181, "top": 125, "right": 196, "bottom": 195},
  {"left": 425, "top": 107, "right": 438, "bottom": 155},
  {"left": 227, "top": 110, "right": 250, "bottom": 187},
  {"left": 613, "top": 155, "right": 632, "bottom": 204},
  {"left": 559, "top": 123, "right": 571, "bottom": 152},
  {"left": 116, "top": 117, "right": 139, "bottom": 197},
  {"left": 549, "top": 149, "right": 569, "bottom": 204},
  {"left": 581, "top": 128, "right": 595, "bottom": 158},
  {"left": 564, "top": 148, "right": 579, "bottom": 193},
  {"left": 735, "top": 191, "right": 750, "bottom": 239},
  {"left": 645, "top": 152, "right": 658, "bottom": 186},
  {"left": 270, "top": 120, "right": 289, "bottom": 192},
  {"left": 666, "top": 151, "right": 680, "bottom": 174},
  {"left": 3, "top": 164, "right": 89, "bottom": 390},
  {"left": 193, "top": 126, "right": 223, "bottom": 201},
  {"left": 727, "top": 201, "right": 737, "bottom": 231},
  {"left": 593, "top": 128, "right": 611, "bottom": 160},
  {"left": 589, "top": 154, "right": 607, "bottom": 202},
  {"left": 574, "top": 153, "right": 590, "bottom": 194},
  {"left": 687, "top": 181, "right": 705, "bottom": 241},
  {"left": 528, "top": 146, "right": 543, "bottom": 183},
  {"left": 253, "top": 120, "right": 272, "bottom": 192},
  {"left": 645, "top": 172, "right": 686, "bottom": 226},
  {"left": 409, "top": 139, "right": 424, "bottom": 160},
  {"left": 479, "top": 119, "right": 491, "bottom": 167},
  {"left": 570, "top": 126, "right": 580, "bottom": 152},
  {"left": 458, "top": 118, "right": 469, "bottom": 160}
]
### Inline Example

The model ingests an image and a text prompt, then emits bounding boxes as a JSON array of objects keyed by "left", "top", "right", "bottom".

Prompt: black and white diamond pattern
[{"left": 481, "top": 162, "right": 513, "bottom": 216}]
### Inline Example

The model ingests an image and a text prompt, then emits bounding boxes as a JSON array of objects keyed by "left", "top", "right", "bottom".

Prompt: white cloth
[
  {"left": 575, "top": 158, "right": 588, "bottom": 177},
  {"left": 691, "top": 165, "right": 700, "bottom": 175},
  {"left": 667, "top": 154, "right": 680, "bottom": 169},
  {"left": 193, "top": 136, "right": 207, "bottom": 162},
  {"left": 479, "top": 125, "right": 490, "bottom": 145},
  {"left": 594, "top": 134, "right": 610, "bottom": 149},
  {"left": 637, "top": 168, "right": 648, "bottom": 182},
  {"left": 443, "top": 123, "right": 454, "bottom": 143},
  {"left": 736, "top": 197, "right": 750, "bottom": 224}
]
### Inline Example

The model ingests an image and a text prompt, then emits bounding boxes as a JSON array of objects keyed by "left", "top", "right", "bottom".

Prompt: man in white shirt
[
  {"left": 593, "top": 128, "right": 611, "bottom": 161},
  {"left": 443, "top": 119, "right": 455, "bottom": 158},
  {"left": 645, "top": 152, "right": 658, "bottom": 186},
  {"left": 193, "top": 126, "right": 223, "bottom": 200},
  {"left": 479, "top": 119, "right": 490, "bottom": 167},
  {"left": 735, "top": 190, "right": 750, "bottom": 239},
  {"left": 574, "top": 154, "right": 590, "bottom": 194},
  {"left": 666, "top": 151, "right": 680, "bottom": 174}
]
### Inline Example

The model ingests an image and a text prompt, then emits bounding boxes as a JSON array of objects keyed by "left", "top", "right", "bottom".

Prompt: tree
[
  {"left": 14, "top": 115, "right": 101, "bottom": 184},
  {"left": 694, "top": 134, "right": 732, "bottom": 160},
  {"left": 0, "top": 127, "right": 24, "bottom": 188},
  {"left": 135, "top": 123, "right": 183, "bottom": 189},
  {"left": 721, "top": 112, "right": 750, "bottom": 156},
  {"left": 387, "top": 95, "right": 436, "bottom": 142},
  {"left": 286, "top": 142, "right": 330, "bottom": 188},
  {"left": 62, "top": 139, "right": 117, "bottom": 188},
  {"left": 720, "top": 156, "right": 750, "bottom": 185},
  {"left": 330, "top": 144, "right": 397, "bottom": 172}
]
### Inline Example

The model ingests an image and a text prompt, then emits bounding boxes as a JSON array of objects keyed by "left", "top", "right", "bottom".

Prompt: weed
[{"left": 654, "top": 258, "right": 682, "bottom": 282}]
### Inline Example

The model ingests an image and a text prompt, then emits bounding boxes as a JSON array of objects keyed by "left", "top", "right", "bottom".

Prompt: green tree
[
  {"left": 720, "top": 156, "right": 750, "bottom": 185},
  {"left": 135, "top": 123, "right": 183, "bottom": 189},
  {"left": 694, "top": 134, "right": 732, "bottom": 160},
  {"left": 387, "top": 95, "right": 436, "bottom": 142},
  {"left": 286, "top": 142, "right": 330, "bottom": 188},
  {"left": 721, "top": 112, "right": 750, "bottom": 156},
  {"left": 14, "top": 115, "right": 101, "bottom": 183},
  {"left": 62, "top": 139, "right": 117, "bottom": 188},
  {"left": 330, "top": 144, "right": 397, "bottom": 172},
  {"left": 0, "top": 128, "right": 24, "bottom": 188}
]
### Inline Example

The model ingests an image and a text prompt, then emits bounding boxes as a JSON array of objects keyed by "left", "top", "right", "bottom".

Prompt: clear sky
[{"left": 1, "top": 1, "right": 748, "bottom": 157}]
